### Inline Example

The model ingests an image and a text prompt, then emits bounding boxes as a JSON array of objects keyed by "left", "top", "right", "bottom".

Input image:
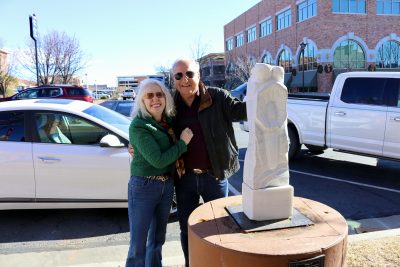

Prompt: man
[{"left": 171, "top": 58, "right": 246, "bottom": 266}]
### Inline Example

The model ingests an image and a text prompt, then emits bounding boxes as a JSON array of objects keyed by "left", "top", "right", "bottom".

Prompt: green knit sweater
[{"left": 129, "top": 115, "right": 187, "bottom": 177}]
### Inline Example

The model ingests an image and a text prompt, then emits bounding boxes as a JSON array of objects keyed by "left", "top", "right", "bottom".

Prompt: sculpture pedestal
[{"left": 188, "top": 196, "right": 347, "bottom": 267}]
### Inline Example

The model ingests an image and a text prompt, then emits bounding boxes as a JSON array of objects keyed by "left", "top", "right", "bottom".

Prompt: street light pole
[
  {"left": 300, "top": 42, "right": 307, "bottom": 91},
  {"left": 29, "top": 14, "right": 39, "bottom": 85}
]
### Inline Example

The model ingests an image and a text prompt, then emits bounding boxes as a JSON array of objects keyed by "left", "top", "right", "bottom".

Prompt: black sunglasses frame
[{"left": 174, "top": 71, "right": 195, "bottom": 80}]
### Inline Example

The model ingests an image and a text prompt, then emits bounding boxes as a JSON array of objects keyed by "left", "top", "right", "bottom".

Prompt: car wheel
[{"left": 288, "top": 126, "right": 300, "bottom": 160}]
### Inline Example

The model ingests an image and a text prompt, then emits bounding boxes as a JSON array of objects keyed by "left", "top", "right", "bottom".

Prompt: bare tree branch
[
  {"left": 190, "top": 37, "right": 210, "bottom": 65},
  {"left": 225, "top": 52, "right": 256, "bottom": 89},
  {"left": 0, "top": 52, "right": 18, "bottom": 97},
  {"left": 21, "top": 31, "right": 86, "bottom": 85}
]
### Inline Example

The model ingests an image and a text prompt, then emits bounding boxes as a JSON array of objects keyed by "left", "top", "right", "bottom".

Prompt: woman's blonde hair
[{"left": 131, "top": 78, "right": 175, "bottom": 118}]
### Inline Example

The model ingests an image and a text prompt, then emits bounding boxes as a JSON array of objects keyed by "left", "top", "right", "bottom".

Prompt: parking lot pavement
[{"left": 1, "top": 215, "right": 399, "bottom": 267}]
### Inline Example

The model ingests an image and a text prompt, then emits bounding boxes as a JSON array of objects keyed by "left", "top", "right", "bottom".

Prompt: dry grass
[{"left": 347, "top": 236, "right": 400, "bottom": 266}]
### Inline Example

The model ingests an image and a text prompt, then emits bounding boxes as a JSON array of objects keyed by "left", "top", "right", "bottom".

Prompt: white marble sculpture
[{"left": 242, "top": 63, "right": 294, "bottom": 221}]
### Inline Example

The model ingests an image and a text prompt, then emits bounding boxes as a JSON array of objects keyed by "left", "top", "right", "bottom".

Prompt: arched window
[
  {"left": 298, "top": 42, "right": 318, "bottom": 71},
  {"left": 261, "top": 53, "right": 273, "bottom": 64},
  {"left": 333, "top": 40, "right": 365, "bottom": 69},
  {"left": 376, "top": 40, "right": 400, "bottom": 69},
  {"left": 277, "top": 49, "right": 293, "bottom": 73}
]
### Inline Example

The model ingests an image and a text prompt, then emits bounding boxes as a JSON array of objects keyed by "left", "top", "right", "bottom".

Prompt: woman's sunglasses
[
  {"left": 144, "top": 92, "right": 165, "bottom": 99},
  {"left": 174, "top": 71, "right": 195, "bottom": 80}
]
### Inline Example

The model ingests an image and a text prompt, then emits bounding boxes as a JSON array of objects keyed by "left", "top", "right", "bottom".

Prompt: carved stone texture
[{"left": 243, "top": 63, "right": 290, "bottom": 190}]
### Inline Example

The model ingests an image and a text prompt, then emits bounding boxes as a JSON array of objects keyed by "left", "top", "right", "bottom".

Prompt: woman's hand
[
  {"left": 128, "top": 143, "right": 134, "bottom": 156},
  {"left": 180, "top": 127, "right": 193, "bottom": 145}
]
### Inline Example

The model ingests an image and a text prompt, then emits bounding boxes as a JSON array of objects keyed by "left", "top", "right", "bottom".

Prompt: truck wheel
[
  {"left": 288, "top": 126, "right": 300, "bottom": 160},
  {"left": 305, "top": 144, "right": 326, "bottom": 154}
]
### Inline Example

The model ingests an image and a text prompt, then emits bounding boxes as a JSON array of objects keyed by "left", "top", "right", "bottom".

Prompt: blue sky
[{"left": 0, "top": 0, "right": 260, "bottom": 86}]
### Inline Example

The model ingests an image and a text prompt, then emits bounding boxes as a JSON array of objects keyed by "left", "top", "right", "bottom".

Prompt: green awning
[{"left": 290, "top": 70, "right": 317, "bottom": 88}]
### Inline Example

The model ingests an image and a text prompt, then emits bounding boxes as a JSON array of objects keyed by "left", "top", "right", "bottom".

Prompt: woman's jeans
[
  {"left": 126, "top": 176, "right": 174, "bottom": 267},
  {"left": 175, "top": 172, "right": 228, "bottom": 267}
]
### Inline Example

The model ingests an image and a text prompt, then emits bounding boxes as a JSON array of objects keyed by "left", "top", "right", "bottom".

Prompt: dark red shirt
[{"left": 175, "top": 94, "right": 211, "bottom": 170}]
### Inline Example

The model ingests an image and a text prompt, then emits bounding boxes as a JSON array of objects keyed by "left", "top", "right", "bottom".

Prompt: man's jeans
[
  {"left": 175, "top": 172, "right": 228, "bottom": 267},
  {"left": 126, "top": 176, "right": 174, "bottom": 267}
]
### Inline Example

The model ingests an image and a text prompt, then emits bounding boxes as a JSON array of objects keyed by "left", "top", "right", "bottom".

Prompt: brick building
[
  {"left": 199, "top": 53, "right": 226, "bottom": 88},
  {"left": 224, "top": 0, "right": 400, "bottom": 92}
]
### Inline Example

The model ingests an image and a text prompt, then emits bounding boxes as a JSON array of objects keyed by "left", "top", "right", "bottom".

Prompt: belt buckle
[{"left": 193, "top": 168, "right": 204, "bottom": 174}]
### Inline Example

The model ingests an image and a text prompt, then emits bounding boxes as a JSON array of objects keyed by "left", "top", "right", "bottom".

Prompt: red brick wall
[{"left": 224, "top": 0, "right": 400, "bottom": 92}]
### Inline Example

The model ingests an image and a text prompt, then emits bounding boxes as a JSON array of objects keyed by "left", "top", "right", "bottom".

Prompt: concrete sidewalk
[{"left": 0, "top": 215, "right": 399, "bottom": 267}]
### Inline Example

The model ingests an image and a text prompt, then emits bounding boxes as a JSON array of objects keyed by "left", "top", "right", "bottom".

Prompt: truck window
[{"left": 341, "top": 77, "right": 386, "bottom": 106}]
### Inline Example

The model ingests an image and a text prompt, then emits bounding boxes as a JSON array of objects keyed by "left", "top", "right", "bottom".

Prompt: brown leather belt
[{"left": 145, "top": 175, "right": 170, "bottom": 182}]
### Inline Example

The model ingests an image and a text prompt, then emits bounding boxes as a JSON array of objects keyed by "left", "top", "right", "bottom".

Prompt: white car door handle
[
  {"left": 334, "top": 111, "right": 346, "bottom": 116},
  {"left": 38, "top": 157, "right": 61, "bottom": 163},
  {"left": 394, "top": 117, "right": 400, "bottom": 122}
]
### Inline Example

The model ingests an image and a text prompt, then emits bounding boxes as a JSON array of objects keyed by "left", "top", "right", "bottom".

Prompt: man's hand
[{"left": 128, "top": 143, "right": 134, "bottom": 156}]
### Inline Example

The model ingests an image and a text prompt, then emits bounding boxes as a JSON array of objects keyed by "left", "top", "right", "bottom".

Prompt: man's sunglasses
[
  {"left": 174, "top": 71, "right": 195, "bottom": 80},
  {"left": 144, "top": 92, "right": 165, "bottom": 99}
]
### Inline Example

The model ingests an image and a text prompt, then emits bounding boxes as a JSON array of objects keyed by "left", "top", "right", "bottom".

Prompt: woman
[
  {"left": 39, "top": 114, "right": 71, "bottom": 144},
  {"left": 126, "top": 78, "right": 193, "bottom": 267}
]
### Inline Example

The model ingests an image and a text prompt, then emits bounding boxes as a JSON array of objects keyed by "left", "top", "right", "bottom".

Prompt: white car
[
  {"left": 122, "top": 88, "right": 136, "bottom": 100},
  {"left": 0, "top": 99, "right": 132, "bottom": 210},
  {"left": 92, "top": 91, "right": 110, "bottom": 99}
]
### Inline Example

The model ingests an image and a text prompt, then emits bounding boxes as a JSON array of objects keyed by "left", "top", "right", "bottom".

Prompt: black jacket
[{"left": 173, "top": 83, "right": 247, "bottom": 179}]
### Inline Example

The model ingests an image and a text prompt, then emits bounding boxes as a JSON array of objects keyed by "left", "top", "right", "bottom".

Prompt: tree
[
  {"left": 21, "top": 31, "right": 86, "bottom": 85},
  {"left": 0, "top": 52, "right": 18, "bottom": 98},
  {"left": 155, "top": 65, "right": 172, "bottom": 89},
  {"left": 225, "top": 53, "right": 256, "bottom": 89},
  {"left": 190, "top": 37, "right": 210, "bottom": 65}
]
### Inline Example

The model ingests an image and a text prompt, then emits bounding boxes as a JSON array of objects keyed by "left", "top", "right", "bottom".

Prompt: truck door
[
  {"left": 383, "top": 79, "right": 400, "bottom": 159},
  {"left": 328, "top": 77, "right": 387, "bottom": 156}
]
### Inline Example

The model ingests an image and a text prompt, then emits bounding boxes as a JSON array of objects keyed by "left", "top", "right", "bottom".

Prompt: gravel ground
[{"left": 347, "top": 236, "right": 400, "bottom": 266}]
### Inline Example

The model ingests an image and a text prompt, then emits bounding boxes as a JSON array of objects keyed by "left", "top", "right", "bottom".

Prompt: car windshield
[{"left": 82, "top": 104, "right": 131, "bottom": 133}]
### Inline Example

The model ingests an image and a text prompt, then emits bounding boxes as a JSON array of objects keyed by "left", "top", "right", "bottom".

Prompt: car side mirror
[{"left": 99, "top": 134, "right": 125, "bottom": 148}]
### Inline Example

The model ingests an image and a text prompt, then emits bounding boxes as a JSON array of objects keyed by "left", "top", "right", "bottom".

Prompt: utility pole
[{"left": 29, "top": 14, "right": 39, "bottom": 86}]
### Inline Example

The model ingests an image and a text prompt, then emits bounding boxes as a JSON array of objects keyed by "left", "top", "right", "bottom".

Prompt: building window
[
  {"left": 377, "top": 0, "right": 400, "bottom": 15},
  {"left": 260, "top": 19, "right": 272, "bottom": 37},
  {"left": 332, "top": 0, "right": 366, "bottom": 14},
  {"left": 376, "top": 40, "right": 400, "bottom": 68},
  {"left": 213, "top": 65, "right": 225, "bottom": 75},
  {"left": 333, "top": 40, "right": 365, "bottom": 69},
  {"left": 236, "top": 33, "right": 244, "bottom": 47},
  {"left": 298, "top": 43, "right": 318, "bottom": 71},
  {"left": 276, "top": 9, "right": 291, "bottom": 31},
  {"left": 278, "top": 49, "right": 293, "bottom": 73},
  {"left": 226, "top": 38, "right": 234, "bottom": 51},
  {"left": 261, "top": 53, "right": 274, "bottom": 64},
  {"left": 297, "top": 0, "right": 317, "bottom": 22},
  {"left": 247, "top": 26, "right": 257, "bottom": 43},
  {"left": 202, "top": 67, "right": 211, "bottom": 77}
]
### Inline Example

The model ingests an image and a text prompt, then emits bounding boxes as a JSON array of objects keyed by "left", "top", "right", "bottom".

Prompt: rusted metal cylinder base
[{"left": 188, "top": 196, "right": 347, "bottom": 267}]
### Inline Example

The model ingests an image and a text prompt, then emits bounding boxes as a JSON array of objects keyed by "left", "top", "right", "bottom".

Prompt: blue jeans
[
  {"left": 126, "top": 176, "right": 174, "bottom": 267},
  {"left": 175, "top": 172, "right": 228, "bottom": 267}
]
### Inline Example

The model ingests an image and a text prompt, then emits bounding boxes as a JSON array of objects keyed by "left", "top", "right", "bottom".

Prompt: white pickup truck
[{"left": 287, "top": 71, "right": 400, "bottom": 160}]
